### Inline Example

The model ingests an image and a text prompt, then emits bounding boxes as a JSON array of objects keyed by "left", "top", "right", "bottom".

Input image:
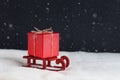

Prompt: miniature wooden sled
[{"left": 23, "top": 55, "right": 70, "bottom": 71}]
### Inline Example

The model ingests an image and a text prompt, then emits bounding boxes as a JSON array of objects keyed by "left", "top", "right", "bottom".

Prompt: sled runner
[{"left": 23, "top": 55, "right": 70, "bottom": 71}]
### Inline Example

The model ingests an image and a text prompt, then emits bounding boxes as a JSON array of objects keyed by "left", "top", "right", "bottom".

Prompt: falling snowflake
[
  {"left": 95, "top": 49, "right": 98, "bottom": 52},
  {"left": 78, "top": 2, "right": 80, "bottom": 5},
  {"left": 83, "top": 40, "right": 87, "bottom": 44},
  {"left": 92, "top": 21, "right": 96, "bottom": 25},
  {"left": 102, "top": 42, "right": 106, "bottom": 46},
  {"left": 78, "top": 13, "right": 80, "bottom": 16},
  {"left": 30, "top": 11, "right": 33, "bottom": 14},
  {"left": 84, "top": 9, "right": 87, "bottom": 13},
  {"left": 92, "top": 47, "right": 95, "bottom": 50},
  {"left": 64, "top": 27, "right": 67, "bottom": 30},
  {"left": 102, "top": 38, "right": 105, "bottom": 40},
  {"left": 46, "top": 7, "right": 50, "bottom": 12},
  {"left": 72, "top": 15, "right": 75, "bottom": 18},
  {"left": 100, "top": 23, "right": 103, "bottom": 26},
  {"left": 87, "top": 50, "right": 90, "bottom": 52},
  {"left": 97, "top": 22, "right": 100, "bottom": 24},
  {"left": 91, "top": 26, "right": 95, "bottom": 33},
  {"left": 46, "top": 18, "right": 49, "bottom": 20},
  {"left": 108, "top": 27, "right": 112, "bottom": 31},
  {"left": 71, "top": 43, "right": 74, "bottom": 46},
  {"left": 70, "top": 43, "right": 74, "bottom": 48},
  {"left": 63, "top": 8, "right": 66, "bottom": 11},
  {"left": 114, "top": 26, "right": 118, "bottom": 30},
  {"left": 37, "top": 5, "right": 40, "bottom": 8},
  {"left": 6, "top": 36, "right": 10, "bottom": 39},
  {"left": 16, "top": 33, "right": 19, "bottom": 36},
  {"left": 81, "top": 47, "right": 86, "bottom": 50},
  {"left": 66, "top": 19, "right": 69, "bottom": 22},
  {"left": 6, "top": 0, "right": 9, "bottom": 2},
  {"left": 9, "top": 24, "right": 13, "bottom": 28},
  {"left": 91, "top": 29, "right": 95, "bottom": 33},
  {"left": 64, "top": 16, "right": 67, "bottom": 19},
  {"left": 3, "top": 22, "right": 7, "bottom": 26},
  {"left": 34, "top": 14, "right": 38, "bottom": 18},
  {"left": 113, "top": 49, "right": 117, "bottom": 52},
  {"left": 65, "top": 27, "right": 68, "bottom": 30},
  {"left": 92, "top": 13, "right": 97, "bottom": 18},
  {"left": 66, "top": 25, "right": 69, "bottom": 28},
  {"left": 103, "top": 49, "right": 107, "bottom": 51},
  {"left": 47, "top": 2, "right": 50, "bottom": 6},
  {"left": 92, "top": 38, "right": 96, "bottom": 42}
]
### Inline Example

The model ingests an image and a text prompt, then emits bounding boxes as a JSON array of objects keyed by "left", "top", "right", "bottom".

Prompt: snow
[
  {"left": 3, "top": 22, "right": 7, "bottom": 26},
  {"left": 16, "top": 33, "right": 19, "bottom": 36},
  {"left": 65, "top": 25, "right": 69, "bottom": 28},
  {"left": 34, "top": 14, "right": 38, "bottom": 18},
  {"left": 92, "top": 21, "right": 96, "bottom": 25},
  {"left": 46, "top": 7, "right": 50, "bottom": 11},
  {"left": 78, "top": 13, "right": 80, "bottom": 16},
  {"left": 64, "top": 16, "right": 68, "bottom": 19},
  {"left": 47, "top": 2, "right": 50, "bottom": 6},
  {"left": 78, "top": 2, "right": 81, "bottom": 5},
  {"left": 9, "top": 24, "right": 13, "bottom": 28},
  {"left": 0, "top": 49, "right": 120, "bottom": 80},
  {"left": 6, "top": 36, "right": 10, "bottom": 39},
  {"left": 84, "top": 9, "right": 87, "bottom": 13},
  {"left": 92, "top": 13, "right": 97, "bottom": 18}
]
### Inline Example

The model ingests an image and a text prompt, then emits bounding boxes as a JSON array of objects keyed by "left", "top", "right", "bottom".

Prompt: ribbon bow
[{"left": 31, "top": 27, "right": 53, "bottom": 34}]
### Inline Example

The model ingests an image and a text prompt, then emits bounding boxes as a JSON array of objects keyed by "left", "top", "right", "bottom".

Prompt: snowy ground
[{"left": 0, "top": 49, "right": 120, "bottom": 80}]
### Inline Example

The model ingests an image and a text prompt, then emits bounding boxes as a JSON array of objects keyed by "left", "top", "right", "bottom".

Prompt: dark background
[{"left": 0, "top": 0, "right": 120, "bottom": 52}]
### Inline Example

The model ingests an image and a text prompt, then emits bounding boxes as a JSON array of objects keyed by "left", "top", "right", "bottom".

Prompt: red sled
[{"left": 23, "top": 32, "right": 70, "bottom": 71}]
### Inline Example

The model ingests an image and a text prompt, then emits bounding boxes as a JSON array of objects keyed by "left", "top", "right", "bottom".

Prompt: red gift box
[{"left": 28, "top": 32, "right": 59, "bottom": 58}]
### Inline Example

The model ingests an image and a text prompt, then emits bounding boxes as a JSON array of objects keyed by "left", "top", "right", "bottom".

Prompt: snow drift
[{"left": 0, "top": 49, "right": 120, "bottom": 80}]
